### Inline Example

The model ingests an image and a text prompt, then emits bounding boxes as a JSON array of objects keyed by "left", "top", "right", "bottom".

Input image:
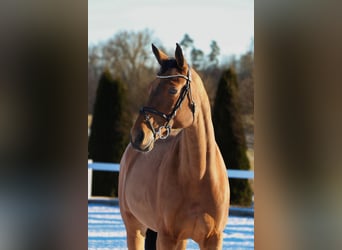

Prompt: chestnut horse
[{"left": 119, "top": 43, "right": 229, "bottom": 249}]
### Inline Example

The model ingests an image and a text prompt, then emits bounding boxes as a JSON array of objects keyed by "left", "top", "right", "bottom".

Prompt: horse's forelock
[{"left": 159, "top": 59, "right": 179, "bottom": 74}]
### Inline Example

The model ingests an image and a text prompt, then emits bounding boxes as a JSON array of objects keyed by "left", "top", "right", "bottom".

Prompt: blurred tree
[
  {"left": 88, "top": 67, "right": 97, "bottom": 114},
  {"left": 212, "top": 68, "right": 252, "bottom": 206},
  {"left": 88, "top": 29, "right": 156, "bottom": 115},
  {"left": 102, "top": 30, "right": 154, "bottom": 83},
  {"left": 238, "top": 51, "right": 253, "bottom": 80},
  {"left": 88, "top": 68, "right": 131, "bottom": 197},
  {"left": 180, "top": 34, "right": 194, "bottom": 51},
  {"left": 237, "top": 50, "right": 254, "bottom": 138},
  {"left": 88, "top": 46, "right": 104, "bottom": 113},
  {"left": 180, "top": 33, "right": 194, "bottom": 60},
  {"left": 190, "top": 48, "right": 204, "bottom": 70},
  {"left": 199, "top": 40, "right": 221, "bottom": 106},
  {"left": 249, "top": 37, "right": 254, "bottom": 53},
  {"left": 208, "top": 40, "right": 220, "bottom": 66}
]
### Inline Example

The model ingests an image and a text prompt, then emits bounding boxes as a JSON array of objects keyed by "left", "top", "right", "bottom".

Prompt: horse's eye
[{"left": 169, "top": 88, "right": 178, "bottom": 95}]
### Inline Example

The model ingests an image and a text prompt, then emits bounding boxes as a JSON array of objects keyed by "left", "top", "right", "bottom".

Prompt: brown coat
[{"left": 119, "top": 44, "right": 229, "bottom": 250}]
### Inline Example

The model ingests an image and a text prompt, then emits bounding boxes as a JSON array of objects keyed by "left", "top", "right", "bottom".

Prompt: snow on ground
[{"left": 88, "top": 204, "right": 254, "bottom": 250}]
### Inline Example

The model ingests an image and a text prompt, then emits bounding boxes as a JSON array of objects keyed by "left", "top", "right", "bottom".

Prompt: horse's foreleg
[
  {"left": 176, "top": 239, "right": 187, "bottom": 250},
  {"left": 121, "top": 212, "right": 146, "bottom": 250},
  {"left": 125, "top": 227, "right": 145, "bottom": 250},
  {"left": 199, "top": 232, "right": 223, "bottom": 250},
  {"left": 156, "top": 233, "right": 178, "bottom": 250}
]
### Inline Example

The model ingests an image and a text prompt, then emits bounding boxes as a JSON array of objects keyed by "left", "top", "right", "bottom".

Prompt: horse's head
[{"left": 131, "top": 43, "right": 196, "bottom": 152}]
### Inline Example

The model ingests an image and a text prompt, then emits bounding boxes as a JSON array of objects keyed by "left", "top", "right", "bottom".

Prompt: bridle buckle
[{"left": 158, "top": 125, "right": 171, "bottom": 140}]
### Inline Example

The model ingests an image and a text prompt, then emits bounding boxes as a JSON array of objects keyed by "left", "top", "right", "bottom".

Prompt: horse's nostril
[{"left": 137, "top": 130, "right": 145, "bottom": 143}]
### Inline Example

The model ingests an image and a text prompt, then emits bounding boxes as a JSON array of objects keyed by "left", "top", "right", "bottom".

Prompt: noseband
[{"left": 140, "top": 66, "right": 195, "bottom": 140}]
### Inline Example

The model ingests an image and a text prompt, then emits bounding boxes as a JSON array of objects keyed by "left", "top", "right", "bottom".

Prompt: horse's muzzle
[{"left": 130, "top": 129, "right": 154, "bottom": 152}]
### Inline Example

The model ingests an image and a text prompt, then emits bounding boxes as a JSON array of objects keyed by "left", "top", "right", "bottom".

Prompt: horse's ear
[
  {"left": 152, "top": 44, "right": 168, "bottom": 65},
  {"left": 175, "top": 43, "right": 185, "bottom": 69}
]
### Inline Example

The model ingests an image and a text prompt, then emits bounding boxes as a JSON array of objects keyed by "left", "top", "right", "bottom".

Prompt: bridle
[{"left": 140, "top": 65, "right": 195, "bottom": 140}]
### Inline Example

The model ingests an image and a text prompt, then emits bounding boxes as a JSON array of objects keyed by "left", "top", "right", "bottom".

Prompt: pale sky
[{"left": 88, "top": 0, "right": 254, "bottom": 58}]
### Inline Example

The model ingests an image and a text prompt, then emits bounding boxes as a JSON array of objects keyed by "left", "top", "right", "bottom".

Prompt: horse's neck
[{"left": 179, "top": 103, "right": 217, "bottom": 181}]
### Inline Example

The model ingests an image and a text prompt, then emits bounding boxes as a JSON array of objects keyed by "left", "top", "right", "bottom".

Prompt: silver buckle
[{"left": 158, "top": 125, "right": 171, "bottom": 140}]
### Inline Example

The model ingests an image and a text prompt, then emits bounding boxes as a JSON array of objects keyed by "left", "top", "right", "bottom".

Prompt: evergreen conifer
[
  {"left": 88, "top": 68, "right": 131, "bottom": 197},
  {"left": 212, "top": 68, "right": 252, "bottom": 206}
]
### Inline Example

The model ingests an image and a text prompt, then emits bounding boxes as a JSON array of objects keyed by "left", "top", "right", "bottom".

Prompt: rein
[{"left": 140, "top": 66, "right": 195, "bottom": 140}]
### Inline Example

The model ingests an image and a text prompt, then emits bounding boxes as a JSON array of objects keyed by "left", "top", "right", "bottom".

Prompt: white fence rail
[{"left": 88, "top": 160, "right": 254, "bottom": 199}]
